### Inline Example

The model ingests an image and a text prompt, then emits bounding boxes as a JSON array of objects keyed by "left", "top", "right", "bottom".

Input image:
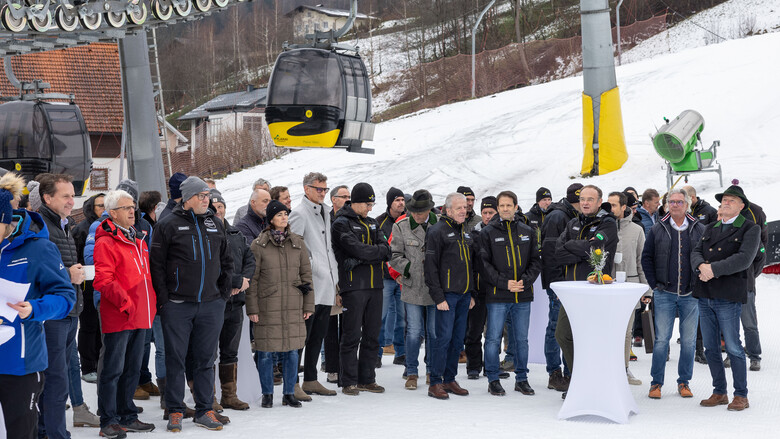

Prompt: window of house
[
  {"left": 244, "top": 115, "right": 264, "bottom": 134},
  {"left": 323, "top": 21, "right": 328, "bottom": 29},
  {"left": 90, "top": 168, "right": 109, "bottom": 191}
]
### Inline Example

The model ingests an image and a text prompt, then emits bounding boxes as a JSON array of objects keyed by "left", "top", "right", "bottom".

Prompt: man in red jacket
[{"left": 93, "top": 190, "right": 157, "bottom": 438}]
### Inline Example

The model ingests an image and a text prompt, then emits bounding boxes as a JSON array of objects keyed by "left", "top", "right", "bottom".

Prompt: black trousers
[
  {"left": 78, "top": 282, "right": 102, "bottom": 374},
  {"left": 465, "top": 295, "right": 487, "bottom": 373},
  {"left": 339, "top": 289, "right": 382, "bottom": 387},
  {"left": 160, "top": 299, "right": 225, "bottom": 418},
  {"left": 297, "top": 304, "right": 331, "bottom": 382},
  {"left": 219, "top": 301, "right": 245, "bottom": 365},
  {"left": 0, "top": 372, "right": 45, "bottom": 439},
  {"left": 324, "top": 314, "right": 341, "bottom": 374}
]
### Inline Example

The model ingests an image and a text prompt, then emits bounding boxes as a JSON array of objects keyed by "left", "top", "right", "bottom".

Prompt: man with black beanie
[
  {"left": 375, "top": 187, "right": 407, "bottom": 365},
  {"left": 457, "top": 186, "right": 482, "bottom": 232},
  {"left": 526, "top": 187, "right": 553, "bottom": 230},
  {"left": 332, "top": 183, "right": 391, "bottom": 395},
  {"left": 159, "top": 172, "right": 187, "bottom": 221}
]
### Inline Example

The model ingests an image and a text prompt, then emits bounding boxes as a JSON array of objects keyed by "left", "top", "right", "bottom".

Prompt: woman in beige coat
[{"left": 246, "top": 200, "right": 314, "bottom": 408}]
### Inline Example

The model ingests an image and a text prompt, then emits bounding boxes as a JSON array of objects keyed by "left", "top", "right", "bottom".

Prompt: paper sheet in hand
[{"left": 0, "top": 277, "right": 31, "bottom": 321}]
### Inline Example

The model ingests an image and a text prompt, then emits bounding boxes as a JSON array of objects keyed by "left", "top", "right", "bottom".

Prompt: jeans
[
  {"left": 379, "top": 279, "right": 406, "bottom": 357},
  {"left": 430, "top": 293, "right": 471, "bottom": 386},
  {"left": 740, "top": 291, "right": 761, "bottom": 361},
  {"left": 38, "top": 316, "right": 77, "bottom": 439},
  {"left": 699, "top": 297, "right": 747, "bottom": 397},
  {"left": 68, "top": 340, "right": 84, "bottom": 407},
  {"left": 138, "top": 328, "right": 153, "bottom": 385},
  {"left": 97, "top": 329, "right": 145, "bottom": 428},
  {"left": 404, "top": 303, "right": 436, "bottom": 376},
  {"left": 151, "top": 315, "right": 165, "bottom": 378},
  {"left": 485, "top": 302, "right": 531, "bottom": 382},
  {"left": 650, "top": 290, "right": 699, "bottom": 386},
  {"left": 160, "top": 299, "right": 225, "bottom": 418},
  {"left": 504, "top": 315, "right": 517, "bottom": 364},
  {"left": 256, "top": 351, "right": 298, "bottom": 395},
  {"left": 544, "top": 289, "right": 570, "bottom": 376},
  {"left": 340, "top": 289, "right": 383, "bottom": 387}
]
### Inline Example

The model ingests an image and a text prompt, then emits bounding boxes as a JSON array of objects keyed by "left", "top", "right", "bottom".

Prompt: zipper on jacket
[
  {"left": 447, "top": 269, "right": 451, "bottom": 289},
  {"left": 191, "top": 236, "right": 196, "bottom": 261},
  {"left": 358, "top": 218, "right": 374, "bottom": 288},
  {"left": 461, "top": 229, "right": 470, "bottom": 294},
  {"left": 175, "top": 267, "right": 179, "bottom": 292},
  {"left": 349, "top": 270, "right": 353, "bottom": 282},
  {"left": 505, "top": 246, "right": 511, "bottom": 266},
  {"left": 20, "top": 322, "right": 25, "bottom": 358},
  {"left": 191, "top": 212, "right": 206, "bottom": 302},
  {"left": 118, "top": 231, "right": 154, "bottom": 329},
  {"left": 507, "top": 221, "right": 518, "bottom": 281}
]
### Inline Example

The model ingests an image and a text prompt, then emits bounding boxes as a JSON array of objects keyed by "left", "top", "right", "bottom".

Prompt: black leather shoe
[
  {"left": 488, "top": 380, "right": 506, "bottom": 396},
  {"left": 467, "top": 370, "right": 480, "bottom": 380},
  {"left": 515, "top": 381, "right": 535, "bottom": 395},
  {"left": 282, "top": 394, "right": 302, "bottom": 408},
  {"left": 393, "top": 355, "right": 406, "bottom": 365},
  {"left": 261, "top": 394, "right": 273, "bottom": 408}
]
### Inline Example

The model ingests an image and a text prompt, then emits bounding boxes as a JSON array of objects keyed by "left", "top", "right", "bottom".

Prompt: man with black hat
[
  {"left": 151, "top": 176, "right": 234, "bottom": 432},
  {"left": 457, "top": 186, "right": 482, "bottom": 232},
  {"left": 692, "top": 185, "right": 760, "bottom": 412},
  {"left": 526, "top": 187, "right": 553, "bottom": 230},
  {"left": 538, "top": 183, "right": 582, "bottom": 392},
  {"left": 376, "top": 187, "right": 407, "bottom": 365},
  {"left": 331, "top": 182, "right": 391, "bottom": 395},
  {"left": 159, "top": 172, "right": 187, "bottom": 222},
  {"left": 209, "top": 190, "right": 254, "bottom": 411},
  {"left": 424, "top": 192, "right": 476, "bottom": 399},
  {"left": 388, "top": 189, "right": 438, "bottom": 390}
]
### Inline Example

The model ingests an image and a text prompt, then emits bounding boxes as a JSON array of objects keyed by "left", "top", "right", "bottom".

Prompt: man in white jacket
[{"left": 289, "top": 172, "right": 340, "bottom": 398}]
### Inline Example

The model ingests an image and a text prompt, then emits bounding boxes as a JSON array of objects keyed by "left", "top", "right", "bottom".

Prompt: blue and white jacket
[{"left": 0, "top": 209, "right": 75, "bottom": 376}]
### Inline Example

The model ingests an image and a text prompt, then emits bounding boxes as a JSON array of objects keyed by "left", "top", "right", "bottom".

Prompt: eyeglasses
[
  {"left": 668, "top": 200, "right": 686, "bottom": 206},
  {"left": 333, "top": 195, "right": 351, "bottom": 199},
  {"left": 579, "top": 197, "right": 598, "bottom": 203},
  {"left": 112, "top": 205, "right": 135, "bottom": 212},
  {"left": 366, "top": 203, "right": 376, "bottom": 208},
  {"left": 308, "top": 185, "right": 330, "bottom": 194},
  {"left": 195, "top": 193, "right": 209, "bottom": 200},
  {"left": 94, "top": 204, "right": 105, "bottom": 208}
]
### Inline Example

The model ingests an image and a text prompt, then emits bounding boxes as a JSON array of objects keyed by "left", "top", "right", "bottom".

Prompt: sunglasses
[{"left": 308, "top": 185, "right": 330, "bottom": 194}]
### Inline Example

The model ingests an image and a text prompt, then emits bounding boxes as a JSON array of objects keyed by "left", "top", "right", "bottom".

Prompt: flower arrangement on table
[{"left": 587, "top": 247, "right": 612, "bottom": 284}]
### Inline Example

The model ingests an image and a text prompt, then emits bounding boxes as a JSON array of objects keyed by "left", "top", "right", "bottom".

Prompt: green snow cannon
[{"left": 652, "top": 110, "right": 714, "bottom": 172}]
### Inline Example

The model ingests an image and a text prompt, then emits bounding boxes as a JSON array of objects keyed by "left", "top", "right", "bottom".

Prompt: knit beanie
[
  {"left": 116, "top": 179, "right": 139, "bottom": 203},
  {"left": 457, "top": 186, "right": 475, "bottom": 197},
  {"left": 27, "top": 180, "right": 42, "bottom": 212},
  {"left": 566, "top": 183, "right": 584, "bottom": 204},
  {"left": 480, "top": 196, "right": 498, "bottom": 212},
  {"left": 351, "top": 183, "right": 376, "bottom": 204},
  {"left": 169, "top": 172, "right": 188, "bottom": 200},
  {"left": 266, "top": 200, "right": 290, "bottom": 223},
  {"left": 386, "top": 187, "right": 404, "bottom": 207},
  {"left": 536, "top": 187, "right": 552, "bottom": 203},
  {"left": 179, "top": 176, "right": 209, "bottom": 203}
]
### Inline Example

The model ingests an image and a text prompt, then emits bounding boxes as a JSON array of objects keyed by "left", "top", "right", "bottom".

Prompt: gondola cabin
[
  {"left": 265, "top": 48, "right": 375, "bottom": 153},
  {"left": 0, "top": 101, "right": 93, "bottom": 195}
]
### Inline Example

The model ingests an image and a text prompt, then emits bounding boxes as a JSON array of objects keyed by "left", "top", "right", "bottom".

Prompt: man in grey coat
[
  {"left": 388, "top": 189, "right": 438, "bottom": 391},
  {"left": 289, "top": 172, "right": 339, "bottom": 398}
]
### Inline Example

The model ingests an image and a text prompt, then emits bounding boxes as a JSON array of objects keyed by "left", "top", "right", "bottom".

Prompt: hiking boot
[
  {"left": 727, "top": 396, "right": 749, "bottom": 411},
  {"left": 649, "top": 384, "right": 662, "bottom": 399},
  {"left": 294, "top": 383, "right": 312, "bottom": 401},
  {"left": 500, "top": 360, "right": 514, "bottom": 371},
  {"left": 750, "top": 359, "right": 761, "bottom": 371},
  {"left": 342, "top": 385, "right": 360, "bottom": 396},
  {"left": 212, "top": 397, "right": 224, "bottom": 413},
  {"left": 357, "top": 382, "right": 385, "bottom": 393},
  {"left": 302, "top": 380, "right": 337, "bottom": 396},
  {"left": 458, "top": 351, "right": 467, "bottom": 364},
  {"left": 428, "top": 384, "right": 449, "bottom": 400},
  {"left": 99, "top": 424, "right": 127, "bottom": 438},
  {"left": 700, "top": 393, "right": 729, "bottom": 407},
  {"left": 629, "top": 349, "right": 637, "bottom": 362},
  {"left": 488, "top": 380, "right": 506, "bottom": 396},
  {"left": 633, "top": 336, "right": 643, "bottom": 347},
  {"left": 139, "top": 381, "right": 160, "bottom": 396},
  {"left": 627, "top": 368, "right": 642, "bottom": 386},
  {"left": 678, "top": 383, "right": 693, "bottom": 398},
  {"left": 214, "top": 410, "right": 230, "bottom": 424},
  {"left": 724, "top": 356, "right": 731, "bottom": 368},
  {"left": 282, "top": 394, "right": 302, "bottom": 408},
  {"left": 327, "top": 372, "right": 339, "bottom": 383},
  {"left": 120, "top": 419, "right": 155, "bottom": 432},
  {"left": 443, "top": 381, "right": 469, "bottom": 396},
  {"left": 72, "top": 403, "right": 100, "bottom": 427},
  {"left": 162, "top": 406, "right": 195, "bottom": 421},
  {"left": 193, "top": 410, "right": 223, "bottom": 431},
  {"left": 467, "top": 370, "right": 480, "bottom": 380},
  {"left": 547, "top": 369, "right": 567, "bottom": 392},
  {"left": 219, "top": 363, "right": 249, "bottom": 410},
  {"left": 133, "top": 386, "right": 150, "bottom": 400},
  {"left": 81, "top": 372, "right": 97, "bottom": 384},
  {"left": 695, "top": 348, "right": 707, "bottom": 364},
  {"left": 514, "top": 381, "right": 535, "bottom": 395},
  {"left": 166, "top": 412, "right": 183, "bottom": 432},
  {"left": 393, "top": 355, "right": 406, "bottom": 365},
  {"left": 383, "top": 345, "right": 395, "bottom": 355},
  {"left": 261, "top": 394, "right": 273, "bottom": 408},
  {"left": 405, "top": 375, "right": 418, "bottom": 390}
]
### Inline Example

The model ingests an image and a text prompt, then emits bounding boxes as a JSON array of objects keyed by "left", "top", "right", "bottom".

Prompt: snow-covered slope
[{"left": 219, "top": 31, "right": 780, "bottom": 222}]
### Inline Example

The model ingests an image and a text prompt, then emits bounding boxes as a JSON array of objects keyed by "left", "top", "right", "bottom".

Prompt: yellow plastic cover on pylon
[{"left": 580, "top": 87, "right": 628, "bottom": 175}]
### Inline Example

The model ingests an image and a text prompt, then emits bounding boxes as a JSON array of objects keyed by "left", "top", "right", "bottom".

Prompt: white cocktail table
[{"left": 551, "top": 280, "right": 648, "bottom": 424}]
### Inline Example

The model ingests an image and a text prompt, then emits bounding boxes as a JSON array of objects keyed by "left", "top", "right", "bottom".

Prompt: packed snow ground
[{"left": 70, "top": 16, "right": 780, "bottom": 439}]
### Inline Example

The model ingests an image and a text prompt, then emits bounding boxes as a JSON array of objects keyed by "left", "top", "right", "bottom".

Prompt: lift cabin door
[
  {"left": 266, "top": 49, "right": 345, "bottom": 148},
  {"left": 40, "top": 104, "right": 93, "bottom": 196},
  {"left": 0, "top": 101, "right": 52, "bottom": 179}
]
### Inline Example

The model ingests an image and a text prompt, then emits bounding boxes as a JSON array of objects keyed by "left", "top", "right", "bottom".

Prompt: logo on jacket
[
  {"left": 495, "top": 237, "right": 505, "bottom": 242},
  {"left": 204, "top": 218, "right": 217, "bottom": 229}
]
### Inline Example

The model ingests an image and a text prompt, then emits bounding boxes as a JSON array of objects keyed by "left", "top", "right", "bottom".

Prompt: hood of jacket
[
  {"left": 3, "top": 209, "right": 48, "bottom": 251},
  {"left": 82, "top": 194, "right": 104, "bottom": 224}
]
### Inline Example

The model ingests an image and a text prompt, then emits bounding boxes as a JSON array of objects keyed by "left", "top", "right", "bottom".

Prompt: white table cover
[{"left": 551, "top": 280, "right": 648, "bottom": 424}]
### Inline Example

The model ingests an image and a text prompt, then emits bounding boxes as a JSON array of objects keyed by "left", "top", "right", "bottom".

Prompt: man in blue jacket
[{"left": 0, "top": 173, "right": 75, "bottom": 439}]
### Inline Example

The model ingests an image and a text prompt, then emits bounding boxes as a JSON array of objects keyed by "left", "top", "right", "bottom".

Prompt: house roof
[
  {"left": 0, "top": 43, "right": 123, "bottom": 134},
  {"left": 178, "top": 87, "right": 267, "bottom": 121},
  {"left": 285, "top": 4, "right": 376, "bottom": 20}
]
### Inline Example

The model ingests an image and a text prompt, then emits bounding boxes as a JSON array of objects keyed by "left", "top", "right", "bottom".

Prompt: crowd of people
[{"left": 0, "top": 169, "right": 767, "bottom": 437}]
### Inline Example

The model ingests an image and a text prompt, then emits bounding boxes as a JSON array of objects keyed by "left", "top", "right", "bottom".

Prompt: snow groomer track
[{"left": 0, "top": 0, "right": 245, "bottom": 55}]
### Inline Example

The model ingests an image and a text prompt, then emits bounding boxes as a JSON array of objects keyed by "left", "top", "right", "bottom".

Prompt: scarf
[{"left": 270, "top": 228, "right": 288, "bottom": 245}]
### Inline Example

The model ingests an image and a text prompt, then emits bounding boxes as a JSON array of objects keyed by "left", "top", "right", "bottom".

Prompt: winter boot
[
  {"left": 72, "top": 403, "right": 100, "bottom": 427},
  {"left": 139, "top": 381, "right": 160, "bottom": 396},
  {"left": 294, "top": 383, "right": 312, "bottom": 402},
  {"left": 219, "top": 363, "right": 249, "bottom": 410}
]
